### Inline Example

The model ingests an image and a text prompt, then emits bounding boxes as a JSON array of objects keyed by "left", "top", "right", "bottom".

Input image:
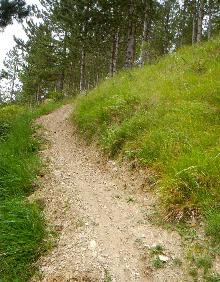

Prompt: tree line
[{"left": 0, "top": 0, "right": 219, "bottom": 104}]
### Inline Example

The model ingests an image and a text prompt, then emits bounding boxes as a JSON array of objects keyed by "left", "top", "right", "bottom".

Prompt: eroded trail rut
[{"left": 33, "top": 105, "right": 187, "bottom": 282}]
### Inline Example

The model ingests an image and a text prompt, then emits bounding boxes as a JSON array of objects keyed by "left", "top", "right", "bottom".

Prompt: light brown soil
[{"left": 32, "top": 104, "right": 190, "bottom": 282}]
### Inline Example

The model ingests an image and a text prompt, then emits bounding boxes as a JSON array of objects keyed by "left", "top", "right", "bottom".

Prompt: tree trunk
[
  {"left": 0, "top": 92, "right": 3, "bottom": 104},
  {"left": 36, "top": 85, "right": 40, "bottom": 105},
  {"left": 125, "top": 1, "right": 136, "bottom": 68},
  {"left": 57, "top": 32, "right": 67, "bottom": 92},
  {"left": 163, "top": 1, "right": 171, "bottom": 54},
  {"left": 208, "top": 0, "right": 212, "bottom": 40},
  {"left": 10, "top": 63, "right": 17, "bottom": 102},
  {"left": 57, "top": 72, "right": 65, "bottom": 92},
  {"left": 192, "top": 0, "right": 197, "bottom": 44},
  {"left": 80, "top": 46, "right": 86, "bottom": 94},
  {"left": 110, "top": 29, "right": 120, "bottom": 76},
  {"left": 96, "top": 73, "right": 99, "bottom": 86},
  {"left": 179, "top": 0, "right": 187, "bottom": 47},
  {"left": 197, "top": 0, "right": 204, "bottom": 42},
  {"left": 112, "top": 30, "right": 120, "bottom": 75},
  {"left": 140, "top": 4, "right": 148, "bottom": 66}
]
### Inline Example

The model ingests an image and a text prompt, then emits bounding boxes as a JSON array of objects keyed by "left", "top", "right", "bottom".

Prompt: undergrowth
[
  {"left": 0, "top": 101, "right": 60, "bottom": 281},
  {"left": 73, "top": 39, "right": 220, "bottom": 243}
]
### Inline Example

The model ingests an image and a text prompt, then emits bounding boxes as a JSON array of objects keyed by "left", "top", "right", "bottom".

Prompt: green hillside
[{"left": 74, "top": 39, "right": 220, "bottom": 241}]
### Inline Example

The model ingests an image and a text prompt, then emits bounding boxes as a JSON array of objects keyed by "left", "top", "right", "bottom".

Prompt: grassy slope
[
  {"left": 0, "top": 102, "right": 60, "bottom": 281},
  {"left": 74, "top": 39, "right": 220, "bottom": 242}
]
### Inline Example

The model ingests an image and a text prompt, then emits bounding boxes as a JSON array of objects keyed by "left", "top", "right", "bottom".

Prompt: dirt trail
[{"left": 33, "top": 104, "right": 188, "bottom": 282}]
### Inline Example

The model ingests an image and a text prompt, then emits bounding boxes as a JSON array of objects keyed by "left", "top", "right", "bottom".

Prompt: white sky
[{"left": 0, "top": 0, "right": 41, "bottom": 69}]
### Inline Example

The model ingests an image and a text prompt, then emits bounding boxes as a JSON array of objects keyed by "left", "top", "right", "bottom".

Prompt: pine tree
[
  {"left": 20, "top": 21, "right": 61, "bottom": 103},
  {"left": 0, "top": 0, "right": 30, "bottom": 28},
  {"left": 1, "top": 46, "right": 22, "bottom": 101}
]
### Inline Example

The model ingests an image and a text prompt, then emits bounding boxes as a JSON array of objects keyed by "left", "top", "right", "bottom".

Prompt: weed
[
  {"left": 75, "top": 218, "right": 85, "bottom": 228},
  {"left": 137, "top": 219, "right": 146, "bottom": 224},
  {"left": 194, "top": 255, "right": 213, "bottom": 274},
  {"left": 127, "top": 195, "right": 135, "bottom": 203},
  {"left": 150, "top": 244, "right": 164, "bottom": 255},
  {"left": 104, "top": 269, "right": 112, "bottom": 282},
  {"left": 205, "top": 210, "right": 220, "bottom": 244},
  {"left": 188, "top": 246, "right": 217, "bottom": 281},
  {"left": 205, "top": 273, "right": 220, "bottom": 282},
  {"left": 172, "top": 258, "right": 182, "bottom": 267},
  {"left": 152, "top": 257, "right": 165, "bottom": 269},
  {"left": 189, "top": 267, "right": 198, "bottom": 278},
  {"left": 175, "top": 222, "right": 197, "bottom": 241}
]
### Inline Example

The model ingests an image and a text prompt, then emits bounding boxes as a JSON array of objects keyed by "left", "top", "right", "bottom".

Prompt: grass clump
[
  {"left": 0, "top": 101, "right": 59, "bottom": 281},
  {"left": 194, "top": 255, "right": 213, "bottom": 274},
  {"left": 188, "top": 252, "right": 219, "bottom": 281},
  {"left": 0, "top": 199, "right": 46, "bottom": 281},
  {"left": 150, "top": 244, "right": 164, "bottom": 255},
  {"left": 73, "top": 39, "right": 220, "bottom": 240},
  {"left": 0, "top": 105, "right": 24, "bottom": 141},
  {"left": 205, "top": 210, "right": 220, "bottom": 245},
  {"left": 0, "top": 113, "right": 40, "bottom": 200},
  {"left": 205, "top": 273, "right": 220, "bottom": 282},
  {"left": 152, "top": 257, "right": 165, "bottom": 269}
]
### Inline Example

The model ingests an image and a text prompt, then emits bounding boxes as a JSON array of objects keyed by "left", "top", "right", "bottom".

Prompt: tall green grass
[
  {"left": 0, "top": 101, "right": 59, "bottom": 281},
  {"left": 73, "top": 39, "right": 220, "bottom": 242},
  {"left": 0, "top": 199, "right": 45, "bottom": 281},
  {"left": 0, "top": 113, "right": 40, "bottom": 200}
]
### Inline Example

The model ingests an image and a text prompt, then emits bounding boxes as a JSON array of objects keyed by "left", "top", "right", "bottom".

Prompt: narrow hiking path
[{"left": 32, "top": 104, "right": 188, "bottom": 282}]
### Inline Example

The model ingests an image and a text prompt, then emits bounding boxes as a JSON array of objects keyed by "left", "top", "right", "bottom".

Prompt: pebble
[
  {"left": 88, "top": 240, "right": 97, "bottom": 251},
  {"left": 159, "top": 255, "right": 169, "bottom": 262}
]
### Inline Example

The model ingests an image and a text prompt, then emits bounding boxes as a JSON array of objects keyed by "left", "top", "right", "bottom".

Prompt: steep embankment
[{"left": 74, "top": 39, "right": 220, "bottom": 241}]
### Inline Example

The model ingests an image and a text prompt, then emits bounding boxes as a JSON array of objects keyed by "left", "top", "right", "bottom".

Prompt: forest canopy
[{"left": 0, "top": 0, "right": 219, "bottom": 104}]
